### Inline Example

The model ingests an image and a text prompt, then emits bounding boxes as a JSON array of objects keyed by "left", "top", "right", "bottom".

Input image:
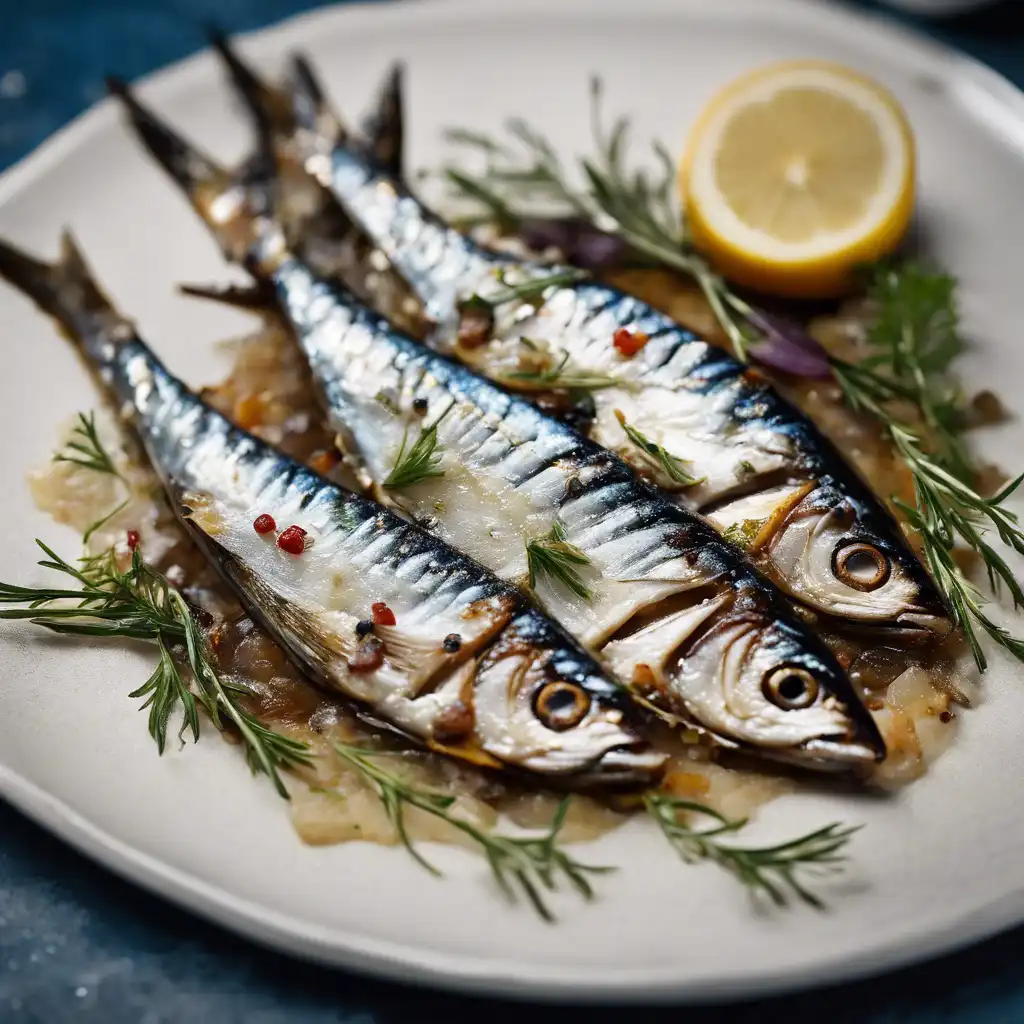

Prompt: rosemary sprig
[
  {"left": 831, "top": 264, "right": 1024, "bottom": 669},
  {"left": 468, "top": 267, "right": 589, "bottom": 311},
  {"left": 444, "top": 93, "right": 1024, "bottom": 667},
  {"left": 382, "top": 402, "right": 454, "bottom": 489},
  {"left": 333, "top": 742, "right": 611, "bottom": 921},
  {"left": 645, "top": 794, "right": 857, "bottom": 908},
  {"left": 0, "top": 541, "right": 311, "bottom": 796},
  {"left": 525, "top": 520, "right": 593, "bottom": 602},
  {"left": 614, "top": 409, "right": 702, "bottom": 486},
  {"left": 442, "top": 79, "right": 754, "bottom": 359},
  {"left": 54, "top": 411, "right": 125, "bottom": 479},
  {"left": 502, "top": 351, "right": 621, "bottom": 393}
]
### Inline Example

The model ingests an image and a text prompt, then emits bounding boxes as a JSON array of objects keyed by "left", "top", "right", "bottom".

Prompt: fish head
[
  {"left": 470, "top": 610, "right": 666, "bottom": 785},
  {"left": 739, "top": 484, "right": 952, "bottom": 636},
  {"left": 671, "top": 602, "right": 885, "bottom": 770}
]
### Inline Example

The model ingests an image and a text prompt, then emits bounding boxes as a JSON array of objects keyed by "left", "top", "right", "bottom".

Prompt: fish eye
[
  {"left": 832, "top": 541, "right": 890, "bottom": 592},
  {"left": 534, "top": 681, "right": 591, "bottom": 731},
  {"left": 762, "top": 666, "right": 820, "bottom": 711}
]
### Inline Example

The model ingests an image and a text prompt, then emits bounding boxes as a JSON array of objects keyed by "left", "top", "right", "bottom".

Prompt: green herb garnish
[
  {"left": 54, "top": 411, "right": 125, "bottom": 478},
  {"left": 615, "top": 409, "right": 701, "bottom": 486},
  {"left": 502, "top": 351, "right": 621, "bottom": 393},
  {"left": 721, "top": 517, "right": 767, "bottom": 551},
  {"left": 466, "top": 267, "right": 589, "bottom": 311},
  {"left": 444, "top": 86, "right": 1024, "bottom": 669},
  {"left": 442, "top": 78, "right": 754, "bottom": 359},
  {"left": 830, "top": 263, "right": 1024, "bottom": 669},
  {"left": 333, "top": 742, "right": 611, "bottom": 921},
  {"left": 0, "top": 542, "right": 311, "bottom": 796},
  {"left": 525, "top": 520, "right": 594, "bottom": 601},
  {"left": 645, "top": 794, "right": 857, "bottom": 909},
  {"left": 382, "top": 402, "right": 454, "bottom": 489},
  {"left": 374, "top": 389, "right": 402, "bottom": 416}
]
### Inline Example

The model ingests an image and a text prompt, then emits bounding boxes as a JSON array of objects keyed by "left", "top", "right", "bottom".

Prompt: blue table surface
[{"left": 1, "top": 1, "right": 1022, "bottom": 1020}]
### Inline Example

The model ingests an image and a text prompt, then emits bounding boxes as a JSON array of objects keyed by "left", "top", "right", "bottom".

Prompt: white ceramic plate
[{"left": 2, "top": 0, "right": 1024, "bottom": 1004}]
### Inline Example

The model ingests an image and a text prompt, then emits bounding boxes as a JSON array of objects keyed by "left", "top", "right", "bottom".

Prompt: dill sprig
[
  {"left": 830, "top": 263, "right": 1024, "bottom": 669},
  {"left": 525, "top": 520, "right": 593, "bottom": 602},
  {"left": 382, "top": 402, "right": 454, "bottom": 489},
  {"left": 502, "top": 351, "right": 621, "bottom": 393},
  {"left": 645, "top": 794, "right": 857, "bottom": 909},
  {"left": 54, "top": 411, "right": 125, "bottom": 478},
  {"left": 53, "top": 411, "right": 132, "bottom": 543},
  {"left": 0, "top": 541, "right": 311, "bottom": 796},
  {"left": 614, "top": 409, "right": 702, "bottom": 486},
  {"left": 333, "top": 742, "right": 611, "bottom": 921}
]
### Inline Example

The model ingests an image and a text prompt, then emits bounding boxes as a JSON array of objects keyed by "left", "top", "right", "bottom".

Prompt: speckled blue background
[{"left": 1, "top": 2, "right": 1022, "bottom": 1021}]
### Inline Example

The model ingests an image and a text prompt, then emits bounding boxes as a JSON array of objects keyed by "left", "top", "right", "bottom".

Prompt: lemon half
[{"left": 681, "top": 61, "right": 916, "bottom": 298}]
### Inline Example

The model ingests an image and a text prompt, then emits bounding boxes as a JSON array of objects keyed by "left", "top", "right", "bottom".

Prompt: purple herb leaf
[
  {"left": 519, "top": 217, "right": 626, "bottom": 271},
  {"left": 745, "top": 307, "right": 833, "bottom": 379}
]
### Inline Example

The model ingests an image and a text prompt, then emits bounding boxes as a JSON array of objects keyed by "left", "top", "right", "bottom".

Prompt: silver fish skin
[
  {"left": 106, "top": 77, "right": 886, "bottom": 771},
  {"left": 0, "top": 233, "right": 665, "bottom": 785},
  {"left": 279, "top": 55, "right": 951, "bottom": 641}
]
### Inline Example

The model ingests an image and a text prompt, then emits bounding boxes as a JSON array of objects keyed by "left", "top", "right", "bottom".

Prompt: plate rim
[{"left": 3, "top": 0, "right": 1024, "bottom": 1003}]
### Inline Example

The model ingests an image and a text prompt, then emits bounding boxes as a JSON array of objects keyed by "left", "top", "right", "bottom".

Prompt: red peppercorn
[
  {"left": 613, "top": 328, "right": 649, "bottom": 358},
  {"left": 277, "top": 525, "right": 307, "bottom": 555},
  {"left": 348, "top": 636, "right": 384, "bottom": 673},
  {"left": 126, "top": 530, "right": 140, "bottom": 550},
  {"left": 371, "top": 601, "right": 396, "bottom": 626},
  {"left": 253, "top": 513, "right": 277, "bottom": 535}
]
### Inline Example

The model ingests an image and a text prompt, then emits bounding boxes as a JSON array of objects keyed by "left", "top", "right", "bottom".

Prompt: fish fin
[
  {"left": 360, "top": 62, "right": 405, "bottom": 179},
  {"left": 204, "top": 24, "right": 294, "bottom": 200},
  {"left": 286, "top": 52, "right": 347, "bottom": 146},
  {"left": 205, "top": 24, "right": 296, "bottom": 138},
  {"left": 0, "top": 231, "right": 124, "bottom": 343},
  {"left": 179, "top": 279, "right": 279, "bottom": 314},
  {"left": 106, "top": 76, "right": 236, "bottom": 212},
  {"left": 108, "top": 75, "right": 285, "bottom": 272}
]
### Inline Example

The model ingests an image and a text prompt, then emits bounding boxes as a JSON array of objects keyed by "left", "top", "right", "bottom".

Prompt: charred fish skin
[
  {"left": 105, "top": 79, "right": 887, "bottom": 772},
  {"left": 280, "top": 56, "right": 950, "bottom": 639},
  {"left": 0, "top": 233, "right": 664, "bottom": 785}
]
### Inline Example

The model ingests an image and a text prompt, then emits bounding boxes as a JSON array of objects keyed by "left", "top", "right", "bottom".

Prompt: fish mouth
[
  {"left": 895, "top": 610, "right": 955, "bottom": 637},
  {"left": 578, "top": 744, "right": 668, "bottom": 786},
  {"left": 772, "top": 734, "right": 886, "bottom": 773}
]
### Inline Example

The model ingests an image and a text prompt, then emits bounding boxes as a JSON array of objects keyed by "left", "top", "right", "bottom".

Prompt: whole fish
[
  {"left": 107, "top": 84, "right": 886, "bottom": 772},
  {"left": 267, "top": 53, "right": 951, "bottom": 641},
  {"left": 0, "top": 233, "right": 666, "bottom": 785}
]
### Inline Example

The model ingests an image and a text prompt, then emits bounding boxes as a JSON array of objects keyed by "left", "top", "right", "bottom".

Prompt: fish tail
[
  {"left": 178, "top": 280, "right": 278, "bottom": 314},
  {"left": 107, "top": 75, "right": 285, "bottom": 273},
  {"left": 204, "top": 24, "right": 293, "bottom": 190},
  {"left": 286, "top": 52, "right": 347, "bottom": 146},
  {"left": 361, "top": 62, "right": 405, "bottom": 178},
  {"left": 0, "top": 231, "right": 124, "bottom": 350}
]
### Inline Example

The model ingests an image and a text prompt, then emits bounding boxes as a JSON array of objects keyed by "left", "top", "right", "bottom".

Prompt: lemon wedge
[{"left": 681, "top": 61, "right": 915, "bottom": 298}]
